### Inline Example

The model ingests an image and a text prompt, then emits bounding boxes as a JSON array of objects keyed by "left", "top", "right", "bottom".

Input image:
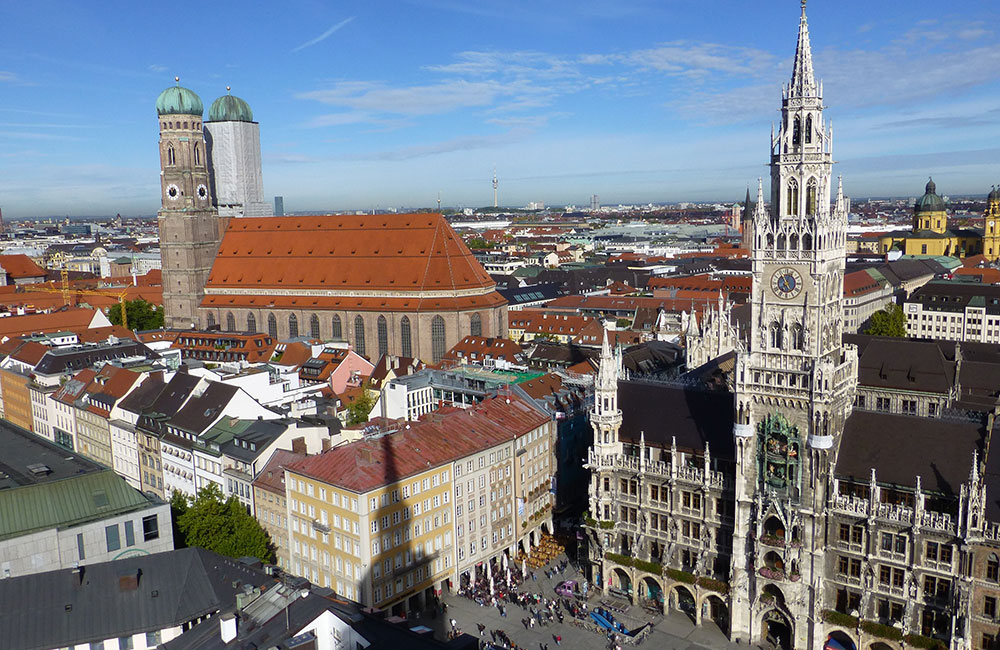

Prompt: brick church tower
[{"left": 155, "top": 79, "right": 223, "bottom": 329}]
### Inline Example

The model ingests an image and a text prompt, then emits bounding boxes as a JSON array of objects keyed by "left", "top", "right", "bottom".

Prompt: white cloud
[{"left": 0, "top": 71, "right": 19, "bottom": 83}]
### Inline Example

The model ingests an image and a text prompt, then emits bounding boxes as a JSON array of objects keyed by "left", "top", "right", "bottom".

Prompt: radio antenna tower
[{"left": 492, "top": 167, "right": 498, "bottom": 208}]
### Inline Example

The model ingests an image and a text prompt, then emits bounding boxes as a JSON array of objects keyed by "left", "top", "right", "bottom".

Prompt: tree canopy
[
  {"left": 345, "top": 381, "right": 376, "bottom": 426},
  {"left": 865, "top": 303, "right": 906, "bottom": 337},
  {"left": 108, "top": 298, "right": 165, "bottom": 331},
  {"left": 170, "top": 484, "right": 275, "bottom": 563}
]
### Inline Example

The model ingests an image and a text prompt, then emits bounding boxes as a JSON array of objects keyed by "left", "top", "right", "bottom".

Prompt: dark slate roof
[
  {"left": 910, "top": 281, "right": 1000, "bottom": 315},
  {"left": 617, "top": 380, "right": 735, "bottom": 459},
  {"left": 34, "top": 340, "right": 156, "bottom": 376},
  {"left": 847, "top": 334, "right": 956, "bottom": 394},
  {"left": 837, "top": 410, "right": 987, "bottom": 496},
  {"left": 876, "top": 259, "right": 945, "bottom": 285},
  {"left": 0, "top": 548, "right": 271, "bottom": 650},
  {"left": 142, "top": 372, "right": 200, "bottom": 423},
  {"left": 0, "top": 418, "right": 103, "bottom": 490},
  {"left": 116, "top": 374, "right": 166, "bottom": 416},
  {"left": 526, "top": 341, "right": 598, "bottom": 367},
  {"left": 162, "top": 587, "right": 336, "bottom": 650},
  {"left": 168, "top": 382, "right": 239, "bottom": 435},
  {"left": 497, "top": 282, "right": 566, "bottom": 306},
  {"left": 984, "top": 439, "right": 1000, "bottom": 521},
  {"left": 622, "top": 341, "right": 684, "bottom": 378}
]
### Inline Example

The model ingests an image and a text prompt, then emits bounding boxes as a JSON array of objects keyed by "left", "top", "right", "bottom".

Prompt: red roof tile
[
  {"left": 0, "top": 254, "right": 46, "bottom": 279},
  {"left": 203, "top": 214, "right": 503, "bottom": 312},
  {"left": 287, "top": 394, "right": 549, "bottom": 493}
]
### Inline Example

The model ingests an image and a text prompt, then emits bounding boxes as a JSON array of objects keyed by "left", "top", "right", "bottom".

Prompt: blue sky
[{"left": 2, "top": 0, "right": 1000, "bottom": 217}]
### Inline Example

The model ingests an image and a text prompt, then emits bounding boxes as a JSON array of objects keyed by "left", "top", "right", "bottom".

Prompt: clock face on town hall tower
[{"left": 770, "top": 267, "right": 803, "bottom": 300}]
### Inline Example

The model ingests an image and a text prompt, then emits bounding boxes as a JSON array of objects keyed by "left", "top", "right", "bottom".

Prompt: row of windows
[{"left": 209, "top": 311, "right": 485, "bottom": 362}]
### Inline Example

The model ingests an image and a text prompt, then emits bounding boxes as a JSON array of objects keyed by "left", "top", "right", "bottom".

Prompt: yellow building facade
[
  {"left": 285, "top": 463, "right": 454, "bottom": 615},
  {"left": 878, "top": 179, "right": 992, "bottom": 259}
]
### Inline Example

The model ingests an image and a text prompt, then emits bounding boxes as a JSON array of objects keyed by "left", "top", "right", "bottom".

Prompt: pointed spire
[
  {"left": 601, "top": 324, "right": 611, "bottom": 360},
  {"left": 753, "top": 177, "right": 767, "bottom": 221},
  {"left": 789, "top": 0, "right": 817, "bottom": 98}
]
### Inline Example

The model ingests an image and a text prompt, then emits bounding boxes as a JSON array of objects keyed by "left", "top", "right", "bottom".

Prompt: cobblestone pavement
[{"left": 429, "top": 555, "right": 751, "bottom": 650}]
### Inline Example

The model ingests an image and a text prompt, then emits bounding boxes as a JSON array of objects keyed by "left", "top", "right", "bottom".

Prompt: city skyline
[{"left": 2, "top": 0, "right": 1000, "bottom": 217}]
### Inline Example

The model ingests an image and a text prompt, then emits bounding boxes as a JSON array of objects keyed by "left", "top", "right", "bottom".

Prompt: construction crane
[{"left": 19, "top": 284, "right": 133, "bottom": 329}]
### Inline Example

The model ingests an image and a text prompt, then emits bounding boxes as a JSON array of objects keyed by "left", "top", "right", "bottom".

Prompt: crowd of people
[{"left": 454, "top": 554, "right": 613, "bottom": 650}]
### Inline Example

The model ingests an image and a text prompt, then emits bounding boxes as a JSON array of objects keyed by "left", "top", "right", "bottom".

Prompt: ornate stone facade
[{"left": 584, "top": 5, "right": 999, "bottom": 650}]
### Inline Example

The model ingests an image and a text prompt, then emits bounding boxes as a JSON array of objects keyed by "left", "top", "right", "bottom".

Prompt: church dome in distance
[
  {"left": 156, "top": 80, "right": 203, "bottom": 116},
  {"left": 915, "top": 177, "right": 946, "bottom": 213},
  {"left": 989, "top": 185, "right": 999, "bottom": 202},
  {"left": 208, "top": 89, "right": 254, "bottom": 122}
]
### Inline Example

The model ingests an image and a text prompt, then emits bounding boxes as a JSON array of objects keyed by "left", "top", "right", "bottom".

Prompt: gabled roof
[
  {"left": 617, "top": 380, "right": 735, "bottom": 458},
  {"left": 0, "top": 308, "right": 104, "bottom": 340},
  {"left": 0, "top": 254, "right": 46, "bottom": 279},
  {"left": 252, "top": 448, "right": 305, "bottom": 494},
  {"left": 168, "top": 382, "right": 240, "bottom": 435},
  {"left": 203, "top": 214, "right": 503, "bottom": 311},
  {"left": 287, "top": 394, "right": 549, "bottom": 493},
  {"left": 838, "top": 410, "right": 987, "bottom": 495},
  {"left": 0, "top": 548, "right": 273, "bottom": 650}
]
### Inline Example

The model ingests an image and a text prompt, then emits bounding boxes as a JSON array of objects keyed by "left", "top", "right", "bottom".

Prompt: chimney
[
  {"left": 291, "top": 437, "right": 306, "bottom": 454},
  {"left": 321, "top": 438, "right": 331, "bottom": 452},
  {"left": 220, "top": 613, "right": 238, "bottom": 643}
]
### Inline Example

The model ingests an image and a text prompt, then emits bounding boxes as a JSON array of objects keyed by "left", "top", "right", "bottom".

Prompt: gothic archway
[
  {"left": 826, "top": 630, "right": 857, "bottom": 650},
  {"left": 640, "top": 576, "right": 663, "bottom": 607},
  {"left": 671, "top": 584, "right": 696, "bottom": 621},
  {"left": 761, "top": 608, "right": 792, "bottom": 650},
  {"left": 611, "top": 568, "right": 632, "bottom": 597}
]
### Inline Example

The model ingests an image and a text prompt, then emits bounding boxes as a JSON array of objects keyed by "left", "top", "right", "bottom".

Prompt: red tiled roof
[
  {"left": 253, "top": 449, "right": 306, "bottom": 494},
  {"left": 0, "top": 308, "right": 103, "bottom": 340},
  {"left": 443, "top": 336, "right": 523, "bottom": 363},
  {"left": 0, "top": 254, "right": 46, "bottom": 279},
  {"left": 507, "top": 311, "right": 593, "bottom": 335},
  {"left": 843, "top": 270, "right": 883, "bottom": 297},
  {"left": 52, "top": 368, "right": 98, "bottom": 405},
  {"left": 203, "top": 215, "right": 502, "bottom": 310},
  {"left": 287, "top": 394, "right": 549, "bottom": 493}
]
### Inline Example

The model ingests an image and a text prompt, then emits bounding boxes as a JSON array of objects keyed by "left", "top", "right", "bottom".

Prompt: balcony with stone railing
[
  {"left": 587, "top": 450, "right": 727, "bottom": 490},
  {"left": 832, "top": 493, "right": 959, "bottom": 537}
]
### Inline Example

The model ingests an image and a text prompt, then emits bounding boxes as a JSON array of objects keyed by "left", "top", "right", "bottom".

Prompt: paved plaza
[{"left": 425, "top": 555, "right": 750, "bottom": 650}]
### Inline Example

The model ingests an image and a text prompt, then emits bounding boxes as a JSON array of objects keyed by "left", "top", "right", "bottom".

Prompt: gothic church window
[
  {"left": 792, "top": 117, "right": 801, "bottom": 146},
  {"left": 194, "top": 144, "right": 201, "bottom": 166},
  {"left": 331, "top": 315, "right": 342, "bottom": 339},
  {"left": 806, "top": 179, "right": 817, "bottom": 216},
  {"left": 226, "top": 312, "right": 235, "bottom": 331},
  {"left": 166, "top": 146, "right": 175, "bottom": 166},
  {"left": 400, "top": 316, "right": 412, "bottom": 357},
  {"left": 247, "top": 313, "right": 256, "bottom": 333},
  {"left": 267, "top": 313, "right": 277, "bottom": 338},
  {"left": 777, "top": 234, "right": 786, "bottom": 251},
  {"left": 805, "top": 115, "right": 812, "bottom": 144},
  {"left": 206, "top": 313, "right": 216, "bottom": 328},
  {"left": 789, "top": 233, "right": 798, "bottom": 250},
  {"left": 288, "top": 314, "right": 299, "bottom": 338},
  {"left": 310, "top": 314, "right": 320, "bottom": 339},
  {"left": 802, "top": 233, "right": 812, "bottom": 250},
  {"left": 431, "top": 315, "right": 446, "bottom": 363},
  {"left": 470, "top": 312, "right": 482, "bottom": 337},
  {"left": 377, "top": 315, "right": 388, "bottom": 357},
  {"left": 354, "top": 316, "right": 366, "bottom": 357}
]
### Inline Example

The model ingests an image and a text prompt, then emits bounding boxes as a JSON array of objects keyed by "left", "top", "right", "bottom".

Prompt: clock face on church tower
[{"left": 770, "top": 267, "right": 803, "bottom": 300}]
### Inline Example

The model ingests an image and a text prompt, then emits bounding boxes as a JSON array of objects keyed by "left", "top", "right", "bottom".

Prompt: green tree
[
  {"left": 172, "top": 484, "right": 275, "bottom": 563},
  {"left": 345, "top": 381, "right": 376, "bottom": 426},
  {"left": 865, "top": 303, "right": 906, "bottom": 337},
  {"left": 108, "top": 298, "right": 165, "bottom": 331}
]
